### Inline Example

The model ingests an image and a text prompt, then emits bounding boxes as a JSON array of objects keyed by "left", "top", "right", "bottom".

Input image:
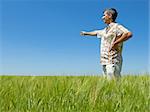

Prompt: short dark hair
[{"left": 103, "top": 8, "right": 118, "bottom": 22}]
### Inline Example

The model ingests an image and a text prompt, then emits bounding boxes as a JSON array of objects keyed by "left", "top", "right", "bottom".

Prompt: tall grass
[{"left": 0, "top": 75, "right": 149, "bottom": 112}]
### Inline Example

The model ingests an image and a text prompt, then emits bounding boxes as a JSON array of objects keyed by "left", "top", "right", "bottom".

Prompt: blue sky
[{"left": 0, "top": 0, "right": 149, "bottom": 75}]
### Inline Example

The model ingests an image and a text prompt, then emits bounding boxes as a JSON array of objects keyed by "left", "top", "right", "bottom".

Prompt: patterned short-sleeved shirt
[{"left": 94, "top": 22, "right": 130, "bottom": 65}]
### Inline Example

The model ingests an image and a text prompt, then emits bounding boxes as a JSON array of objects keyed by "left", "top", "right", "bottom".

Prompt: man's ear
[{"left": 108, "top": 14, "right": 112, "bottom": 19}]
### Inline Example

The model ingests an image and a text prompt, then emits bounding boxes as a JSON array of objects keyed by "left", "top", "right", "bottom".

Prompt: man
[{"left": 80, "top": 8, "right": 132, "bottom": 80}]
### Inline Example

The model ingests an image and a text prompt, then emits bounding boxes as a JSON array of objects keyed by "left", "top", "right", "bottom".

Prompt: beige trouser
[{"left": 102, "top": 62, "right": 122, "bottom": 80}]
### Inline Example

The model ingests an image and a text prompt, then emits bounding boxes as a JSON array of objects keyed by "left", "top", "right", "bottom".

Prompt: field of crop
[{"left": 0, "top": 75, "right": 149, "bottom": 112}]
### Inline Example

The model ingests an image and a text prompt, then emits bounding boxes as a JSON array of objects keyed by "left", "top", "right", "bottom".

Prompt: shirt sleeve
[
  {"left": 116, "top": 24, "right": 130, "bottom": 36},
  {"left": 93, "top": 30, "right": 104, "bottom": 38}
]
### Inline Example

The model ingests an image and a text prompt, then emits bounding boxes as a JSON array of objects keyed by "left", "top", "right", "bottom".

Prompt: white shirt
[{"left": 94, "top": 22, "right": 130, "bottom": 65}]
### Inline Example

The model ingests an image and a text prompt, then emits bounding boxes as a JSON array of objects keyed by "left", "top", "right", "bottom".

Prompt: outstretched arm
[{"left": 80, "top": 31, "right": 97, "bottom": 36}]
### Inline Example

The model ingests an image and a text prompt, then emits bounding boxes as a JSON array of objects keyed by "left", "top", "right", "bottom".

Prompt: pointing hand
[{"left": 80, "top": 31, "right": 86, "bottom": 36}]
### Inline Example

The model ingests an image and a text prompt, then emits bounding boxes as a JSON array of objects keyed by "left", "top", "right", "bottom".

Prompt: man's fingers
[{"left": 80, "top": 31, "right": 86, "bottom": 36}]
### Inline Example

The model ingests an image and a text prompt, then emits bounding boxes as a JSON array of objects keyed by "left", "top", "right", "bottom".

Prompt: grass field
[{"left": 0, "top": 75, "right": 149, "bottom": 112}]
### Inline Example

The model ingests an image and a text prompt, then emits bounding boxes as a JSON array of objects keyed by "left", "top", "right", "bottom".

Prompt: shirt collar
[{"left": 108, "top": 22, "right": 116, "bottom": 28}]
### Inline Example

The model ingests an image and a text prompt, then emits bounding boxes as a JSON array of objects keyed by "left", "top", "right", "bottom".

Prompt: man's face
[{"left": 102, "top": 11, "right": 112, "bottom": 24}]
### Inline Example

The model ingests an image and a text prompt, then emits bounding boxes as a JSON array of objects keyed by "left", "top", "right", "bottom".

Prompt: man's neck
[
  {"left": 107, "top": 22, "right": 116, "bottom": 27},
  {"left": 108, "top": 21, "right": 115, "bottom": 25}
]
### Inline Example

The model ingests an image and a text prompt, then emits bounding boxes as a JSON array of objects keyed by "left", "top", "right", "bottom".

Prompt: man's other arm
[{"left": 114, "top": 32, "right": 132, "bottom": 45}]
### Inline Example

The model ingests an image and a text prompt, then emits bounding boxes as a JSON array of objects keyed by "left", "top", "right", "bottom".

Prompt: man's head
[{"left": 102, "top": 8, "right": 118, "bottom": 24}]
